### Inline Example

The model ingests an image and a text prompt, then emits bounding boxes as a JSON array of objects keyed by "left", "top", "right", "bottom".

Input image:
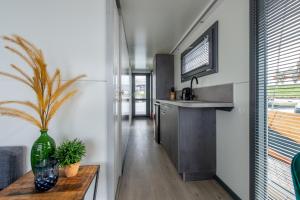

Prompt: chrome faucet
[{"left": 190, "top": 76, "right": 198, "bottom": 100}]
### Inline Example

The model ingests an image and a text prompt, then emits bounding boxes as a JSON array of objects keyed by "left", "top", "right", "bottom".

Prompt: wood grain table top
[{"left": 0, "top": 165, "right": 100, "bottom": 200}]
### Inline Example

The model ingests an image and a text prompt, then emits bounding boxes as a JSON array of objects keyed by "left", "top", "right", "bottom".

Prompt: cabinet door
[
  {"left": 168, "top": 105, "right": 178, "bottom": 170},
  {"left": 155, "top": 54, "right": 174, "bottom": 100},
  {"left": 160, "top": 104, "right": 179, "bottom": 171},
  {"left": 160, "top": 105, "right": 169, "bottom": 152}
]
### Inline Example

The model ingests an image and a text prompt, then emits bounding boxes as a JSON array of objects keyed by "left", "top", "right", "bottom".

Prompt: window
[
  {"left": 121, "top": 75, "right": 130, "bottom": 116},
  {"left": 181, "top": 22, "right": 218, "bottom": 82},
  {"left": 251, "top": 0, "right": 300, "bottom": 199}
]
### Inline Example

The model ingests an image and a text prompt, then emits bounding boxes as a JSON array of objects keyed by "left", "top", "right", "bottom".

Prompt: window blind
[
  {"left": 182, "top": 36, "right": 209, "bottom": 74},
  {"left": 180, "top": 22, "right": 218, "bottom": 82},
  {"left": 254, "top": 0, "right": 300, "bottom": 199}
]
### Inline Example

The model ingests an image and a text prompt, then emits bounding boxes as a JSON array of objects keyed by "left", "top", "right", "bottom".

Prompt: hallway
[{"left": 117, "top": 119, "right": 233, "bottom": 200}]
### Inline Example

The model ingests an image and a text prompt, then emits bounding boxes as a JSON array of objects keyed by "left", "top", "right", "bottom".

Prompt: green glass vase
[{"left": 31, "top": 130, "right": 59, "bottom": 191}]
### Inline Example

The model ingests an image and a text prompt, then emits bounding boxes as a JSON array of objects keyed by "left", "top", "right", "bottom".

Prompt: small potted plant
[
  {"left": 170, "top": 87, "right": 176, "bottom": 100},
  {"left": 55, "top": 139, "right": 86, "bottom": 177}
]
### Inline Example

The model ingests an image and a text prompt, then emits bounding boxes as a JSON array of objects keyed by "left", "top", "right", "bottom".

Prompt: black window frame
[
  {"left": 249, "top": 0, "right": 260, "bottom": 199},
  {"left": 181, "top": 21, "right": 218, "bottom": 82}
]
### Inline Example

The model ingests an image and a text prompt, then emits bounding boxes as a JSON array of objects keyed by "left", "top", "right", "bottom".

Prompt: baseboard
[
  {"left": 214, "top": 175, "right": 241, "bottom": 200},
  {"left": 115, "top": 176, "right": 122, "bottom": 200}
]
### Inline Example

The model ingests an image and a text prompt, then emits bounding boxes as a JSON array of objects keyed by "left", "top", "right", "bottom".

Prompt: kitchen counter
[
  {"left": 156, "top": 98, "right": 233, "bottom": 181},
  {"left": 156, "top": 99, "right": 234, "bottom": 108}
]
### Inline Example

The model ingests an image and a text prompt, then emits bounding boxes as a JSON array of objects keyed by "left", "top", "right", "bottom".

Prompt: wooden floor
[{"left": 117, "top": 119, "right": 233, "bottom": 200}]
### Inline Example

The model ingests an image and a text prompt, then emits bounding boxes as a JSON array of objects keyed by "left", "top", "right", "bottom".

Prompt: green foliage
[
  {"left": 55, "top": 139, "right": 86, "bottom": 167},
  {"left": 268, "top": 84, "right": 300, "bottom": 98}
]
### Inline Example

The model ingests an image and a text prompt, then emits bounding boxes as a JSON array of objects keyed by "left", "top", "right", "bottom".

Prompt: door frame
[
  {"left": 249, "top": 0, "right": 267, "bottom": 199},
  {"left": 250, "top": 0, "right": 258, "bottom": 198},
  {"left": 132, "top": 73, "right": 151, "bottom": 117}
]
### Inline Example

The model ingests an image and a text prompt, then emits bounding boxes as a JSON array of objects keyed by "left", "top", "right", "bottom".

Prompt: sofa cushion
[{"left": 0, "top": 146, "right": 26, "bottom": 190}]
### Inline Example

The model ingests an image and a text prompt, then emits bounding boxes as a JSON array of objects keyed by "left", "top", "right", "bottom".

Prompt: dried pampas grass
[{"left": 0, "top": 35, "right": 86, "bottom": 130}]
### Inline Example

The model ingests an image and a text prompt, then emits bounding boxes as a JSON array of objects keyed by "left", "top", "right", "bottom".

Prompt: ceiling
[{"left": 120, "top": 0, "right": 212, "bottom": 69}]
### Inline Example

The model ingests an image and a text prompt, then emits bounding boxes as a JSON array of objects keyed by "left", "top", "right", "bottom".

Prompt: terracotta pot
[{"left": 64, "top": 162, "right": 80, "bottom": 177}]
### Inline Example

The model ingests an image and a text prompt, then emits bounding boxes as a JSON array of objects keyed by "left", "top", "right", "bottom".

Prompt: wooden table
[{"left": 0, "top": 165, "right": 100, "bottom": 200}]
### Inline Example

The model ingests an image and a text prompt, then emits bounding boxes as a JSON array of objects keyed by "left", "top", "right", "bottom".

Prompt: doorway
[{"left": 132, "top": 73, "right": 151, "bottom": 117}]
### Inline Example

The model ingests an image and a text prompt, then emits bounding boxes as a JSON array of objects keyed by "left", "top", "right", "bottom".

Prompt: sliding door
[{"left": 251, "top": 0, "right": 300, "bottom": 199}]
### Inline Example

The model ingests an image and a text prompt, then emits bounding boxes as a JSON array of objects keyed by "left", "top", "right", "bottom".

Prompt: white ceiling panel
[{"left": 120, "top": 0, "right": 212, "bottom": 69}]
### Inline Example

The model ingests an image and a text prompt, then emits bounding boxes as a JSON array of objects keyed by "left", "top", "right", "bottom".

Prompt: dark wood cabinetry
[
  {"left": 153, "top": 54, "right": 174, "bottom": 100},
  {"left": 160, "top": 104, "right": 179, "bottom": 169},
  {"left": 160, "top": 103, "right": 216, "bottom": 181}
]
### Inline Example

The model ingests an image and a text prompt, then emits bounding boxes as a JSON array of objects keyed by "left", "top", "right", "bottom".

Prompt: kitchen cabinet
[
  {"left": 160, "top": 104, "right": 178, "bottom": 169},
  {"left": 153, "top": 54, "right": 174, "bottom": 100},
  {"left": 160, "top": 103, "right": 216, "bottom": 181}
]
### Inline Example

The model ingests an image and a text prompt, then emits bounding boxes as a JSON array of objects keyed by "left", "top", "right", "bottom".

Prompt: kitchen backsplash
[{"left": 176, "top": 83, "right": 233, "bottom": 103}]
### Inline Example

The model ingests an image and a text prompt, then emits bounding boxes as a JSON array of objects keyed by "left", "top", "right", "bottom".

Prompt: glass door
[
  {"left": 132, "top": 74, "right": 150, "bottom": 117},
  {"left": 251, "top": 0, "right": 300, "bottom": 199}
]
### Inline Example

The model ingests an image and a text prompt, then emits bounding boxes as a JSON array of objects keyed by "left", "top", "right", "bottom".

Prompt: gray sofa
[{"left": 0, "top": 146, "right": 26, "bottom": 190}]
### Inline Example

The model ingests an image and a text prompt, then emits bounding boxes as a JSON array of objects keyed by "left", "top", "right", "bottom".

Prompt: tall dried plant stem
[{"left": 0, "top": 35, "right": 86, "bottom": 130}]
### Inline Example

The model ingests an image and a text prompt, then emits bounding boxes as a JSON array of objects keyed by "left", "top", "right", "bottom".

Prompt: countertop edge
[{"left": 156, "top": 99, "right": 234, "bottom": 108}]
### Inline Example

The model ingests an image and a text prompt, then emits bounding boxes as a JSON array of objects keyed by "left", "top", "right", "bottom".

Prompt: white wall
[
  {"left": 174, "top": 0, "right": 249, "bottom": 199},
  {"left": 0, "top": 0, "right": 117, "bottom": 199},
  {"left": 106, "top": 0, "right": 124, "bottom": 199},
  {"left": 120, "top": 17, "right": 131, "bottom": 167}
]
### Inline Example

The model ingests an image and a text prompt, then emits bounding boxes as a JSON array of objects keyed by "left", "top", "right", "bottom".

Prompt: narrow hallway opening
[{"left": 117, "top": 119, "right": 233, "bottom": 200}]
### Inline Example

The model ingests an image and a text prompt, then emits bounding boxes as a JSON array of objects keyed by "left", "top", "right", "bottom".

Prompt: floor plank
[{"left": 117, "top": 119, "right": 233, "bottom": 200}]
